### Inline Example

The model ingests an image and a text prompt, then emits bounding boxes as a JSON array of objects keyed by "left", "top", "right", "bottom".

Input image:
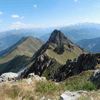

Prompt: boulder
[
  {"left": 21, "top": 54, "right": 53, "bottom": 78},
  {"left": 28, "top": 73, "right": 35, "bottom": 77},
  {"left": 28, "top": 73, "right": 46, "bottom": 81},
  {"left": 0, "top": 72, "right": 18, "bottom": 82},
  {"left": 90, "top": 69, "right": 100, "bottom": 88},
  {"left": 60, "top": 91, "right": 81, "bottom": 100}
]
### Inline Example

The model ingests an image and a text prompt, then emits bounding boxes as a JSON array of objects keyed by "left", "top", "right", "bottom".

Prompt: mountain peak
[
  {"left": 48, "top": 29, "right": 64, "bottom": 43},
  {"left": 48, "top": 29, "right": 73, "bottom": 46}
]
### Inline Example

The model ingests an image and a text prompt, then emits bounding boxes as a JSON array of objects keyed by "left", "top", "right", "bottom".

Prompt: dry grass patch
[{"left": 78, "top": 90, "right": 100, "bottom": 100}]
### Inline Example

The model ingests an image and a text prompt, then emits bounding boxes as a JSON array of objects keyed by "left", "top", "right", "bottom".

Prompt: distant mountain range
[
  {"left": 1, "top": 23, "right": 100, "bottom": 52},
  {"left": 0, "top": 28, "right": 52, "bottom": 51},
  {"left": 77, "top": 37, "right": 100, "bottom": 53},
  {"left": 61, "top": 23, "right": 100, "bottom": 42},
  {"left": 41, "top": 23, "right": 100, "bottom": 42}
]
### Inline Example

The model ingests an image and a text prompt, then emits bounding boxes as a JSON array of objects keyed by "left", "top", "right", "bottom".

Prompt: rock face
[
  {"left": 0, "top": 72, "right": 18, "bottom": 82},
  {"left": 48, "top": 30, "right": 75, "bottom": 54},
  {"left": 54, "top": 54, "right": 97, "bottom": 81},
  {"left": 21, "top": 54, "right": 61, "bottom": 79},
  {"left": 90, "top": 69, "right": 100, "bottom": 88},
  {"left": 32, "top": 29, "right": 84, "bottom": 64}
]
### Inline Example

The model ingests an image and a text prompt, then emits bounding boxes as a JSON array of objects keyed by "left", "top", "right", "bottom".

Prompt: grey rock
[
  {"left": 0, "top": 72, "right": 18, "bottom": 82},
  {"left": 28, "top": 73, "right": 46, "bottom": 81},
  {"left": 90, "top": 69, "right": 100, "bottom": 88},
  {"left": 60, "top": 91, "right": 80, "bottom": 100}
]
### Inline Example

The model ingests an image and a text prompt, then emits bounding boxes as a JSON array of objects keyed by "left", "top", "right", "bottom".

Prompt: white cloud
[
  {"left": 0, "top": 11, "right": 3, "bottom": 15},
  {"left": 9, "top": 21, "right": 51, "bottom": 30},
  {"left": 9, "top": 21, "right": 38, "bottom": 30},
  {"left": 11, "top": 14, "right": 20, "bottom": 18},
  {"left": 11, "top": 14, "right": 24, "bottom": 19},
  {"left": 33, "top": 4, "right": 37, "bottom": 8},
  {"left": 10, "top": 21, "right": 27, "bottom": 29}
]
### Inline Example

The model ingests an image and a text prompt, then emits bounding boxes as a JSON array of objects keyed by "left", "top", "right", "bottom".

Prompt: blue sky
[{"left": 0, "top": 0, "right": 100, "bottom": 31}]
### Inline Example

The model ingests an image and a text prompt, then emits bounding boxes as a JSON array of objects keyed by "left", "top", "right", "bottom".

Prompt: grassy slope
[
  {"left": 0, "top": 37, "right": 43, "bottom": 64},
  {"left": 0, "top": 55, "right": 31, "bottom": 74},
  {"left": 0, "top": 37, "right": 43, "bottom": 74},
  {"left": 0, "top": 70, "right": 99, "bottom": 100},
  {"left": 46, "top": 45, "right": 83, "bottom": 65},
  {"left": 63, "top": 70, "right": 96, "bottom": 91}
]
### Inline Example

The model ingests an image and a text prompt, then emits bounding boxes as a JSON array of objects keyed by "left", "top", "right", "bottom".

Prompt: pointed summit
[
  {"left": 31, "top": 29, "right": 84, "bottom": 64},
  {"left": 48, "top": 29, "right": 70, "bottom": 44},
  {"left": 47, "top": 29, "right": 75, "bottom": 54}
]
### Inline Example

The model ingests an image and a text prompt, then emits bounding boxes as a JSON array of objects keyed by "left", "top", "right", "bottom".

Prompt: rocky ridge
[{"left": 20, "top": 30, "right": 88, "bottom": 81}]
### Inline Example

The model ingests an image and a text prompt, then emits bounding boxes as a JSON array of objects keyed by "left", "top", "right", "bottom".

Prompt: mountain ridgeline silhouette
[{"left": 0, "top": 36, "right": 43, "bottom": 75}]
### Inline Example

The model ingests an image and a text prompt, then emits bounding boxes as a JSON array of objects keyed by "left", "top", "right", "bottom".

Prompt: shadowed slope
[{"left": 0, "top": 36, "right": 43, "bottom": 64}]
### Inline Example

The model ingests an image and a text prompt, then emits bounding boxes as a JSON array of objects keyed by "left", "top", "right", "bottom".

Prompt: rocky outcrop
[
  {"left": 25, "top": 74, "right": 46, "bottom": 85},
  {"left": 28, "top": 73, "right": 46, "bottom": 81},
  {"left": 60, "top": 91, "right": 80, "bottom": 100},
  {"left": 0, "top": 71, "right": 47, "bottom": 83},
  {"left": 0, "top": 72, "right": 18, "bottom": 82},
  {"left": 54, "top": 54, "right": 97, "bottom": 81},
  {"left": 48, "top": 30, "right": 73, "bottom": 46},
  {"left": 60, "top": 91, "right": 87, "bottom": 100},
  {"left": 90, "top": 69, "right": 100, "bottom": 88},
  {"left": 21, "top": 54, "right": 60, "bottom": 78},
  {"left": 48, "top": 30, "right": 75, "bottom": 54},
  {"left": 22, "top": 53, "right": 97, "bottom": 82}
]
